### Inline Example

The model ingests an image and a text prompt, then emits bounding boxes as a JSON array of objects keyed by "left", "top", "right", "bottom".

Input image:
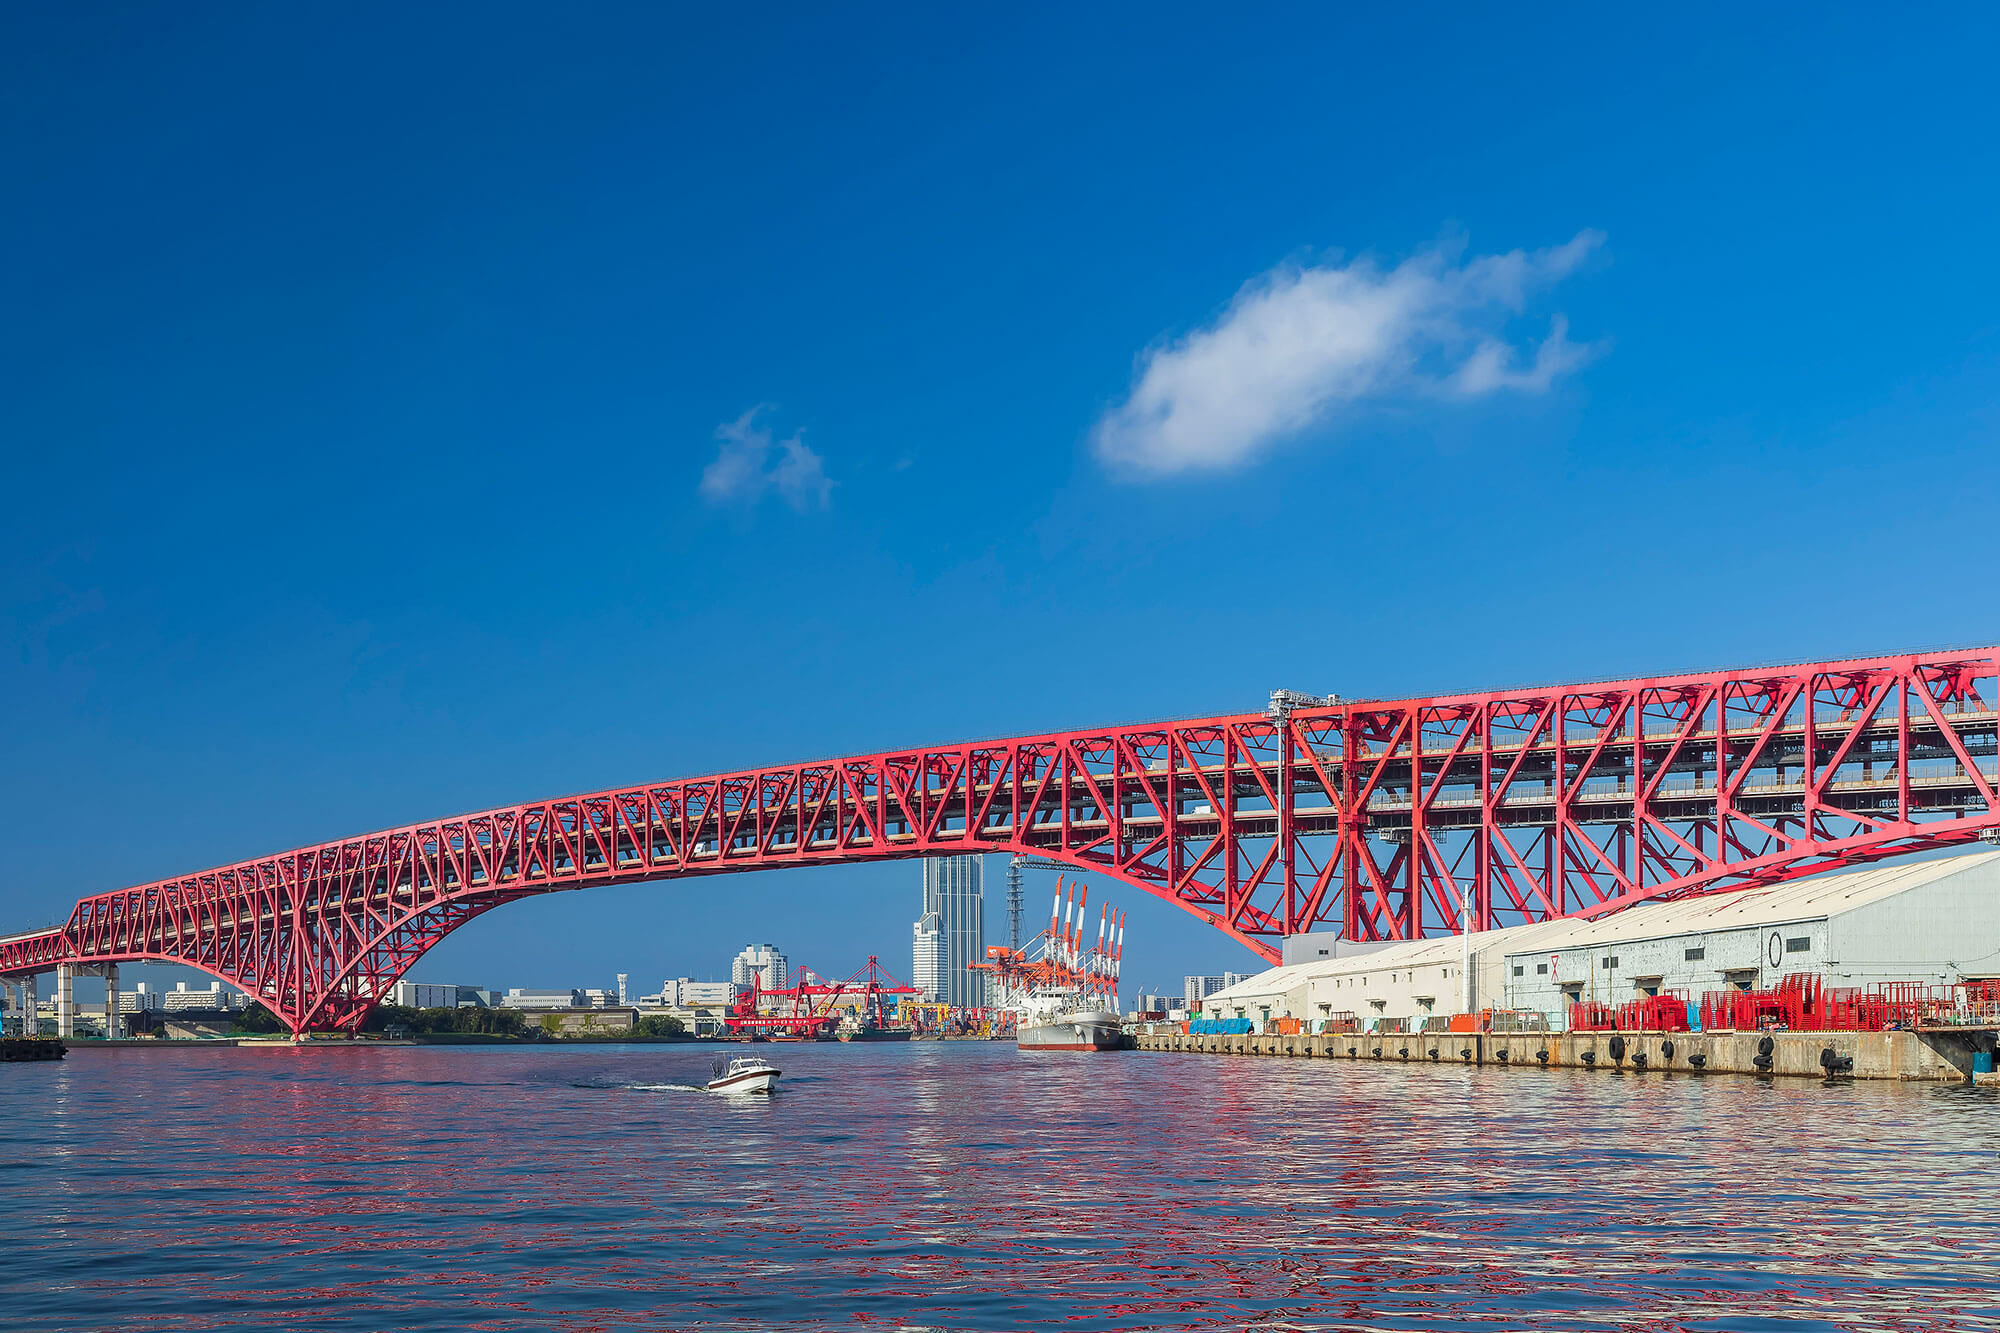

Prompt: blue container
[
  {"left": 1974, "top": 1051, "right": 1995, "bottom": 1075},
  {"left": 1186, "top": 1017, "right": 1254, "bottom": 1036}
]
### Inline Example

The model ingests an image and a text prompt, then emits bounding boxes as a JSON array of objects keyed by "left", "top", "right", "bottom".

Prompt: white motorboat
[{"left": 705, "top": 1055, "right": 781, "bottom": 1095}]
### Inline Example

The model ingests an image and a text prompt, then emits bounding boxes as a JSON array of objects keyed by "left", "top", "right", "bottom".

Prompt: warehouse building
[
  {"left": 1501, "top": 851, "right": 2000, "bottom": 1018},
  {"left": 1201, "top": 921, "right": 1575, "bottom": 1031},
  {"left": 1202, "top": 850, "right": 2000, "bottom": 1032}
]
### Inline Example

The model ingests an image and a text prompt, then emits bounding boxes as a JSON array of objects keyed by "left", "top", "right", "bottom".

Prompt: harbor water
[{"left": 4, "top": 1041, "right": 1998, "bottom": 1330}]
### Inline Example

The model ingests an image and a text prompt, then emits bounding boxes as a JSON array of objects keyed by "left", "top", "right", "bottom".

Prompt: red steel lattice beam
[{"left": 2, "top": 648, "right": 1996, "bottom": 1035}]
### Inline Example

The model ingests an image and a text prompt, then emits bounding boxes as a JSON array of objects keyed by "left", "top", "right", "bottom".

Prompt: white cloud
[
  {"left": 1092, "top": 231, "right": 1607, "bottom": 477},
  {"left": 699, "top": 406, "right": 833, "bottom": 511}
]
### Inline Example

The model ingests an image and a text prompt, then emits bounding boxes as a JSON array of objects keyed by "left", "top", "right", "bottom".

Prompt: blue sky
[{"left": 4, "top": 8, "right": 1997, "bottom": 1000}]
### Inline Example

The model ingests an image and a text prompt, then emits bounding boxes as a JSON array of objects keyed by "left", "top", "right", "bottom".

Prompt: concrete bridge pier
[
  {"left": 3, "top": 978, "right": 30, "bottom": 1036},
  {"left": 52, "top": 964, "right": 121, "bottom": 1039},
  {"left": 54, "top": 963, "right": 74, "bottom": 1039},
  {"left": 95, "top": 964, "right": 120, "bottom": 1039}
]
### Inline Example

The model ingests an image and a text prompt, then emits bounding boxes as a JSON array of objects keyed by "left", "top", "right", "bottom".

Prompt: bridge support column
[
  {"left": 54, "top": 963, "right": 75, "bottom": 1039},
  {"left": 102, "top": 964, "right": 121, "bottom": 1040}
]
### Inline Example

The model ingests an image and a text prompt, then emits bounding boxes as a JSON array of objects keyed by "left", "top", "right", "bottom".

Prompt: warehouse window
[
  {"left": 1603, "top": 956, "right": 1620, "bottom": 969},
  {"left": 1684, "top": 947, "right": 1705, "bottom": 961},
  {"left": 1536, "top": 963, "right": 1549, "bottom": 975},
  {"left": 1513, "top": 965, "right": 1524, "bottom": 977},
  {"left": 1786, "top": 937, "right": 1810, "bottom": 953}
]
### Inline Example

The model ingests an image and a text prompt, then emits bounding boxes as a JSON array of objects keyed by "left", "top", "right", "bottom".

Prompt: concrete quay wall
[{"left": 1136, "top": 1028, "right": 1999, "bottom": 1084}]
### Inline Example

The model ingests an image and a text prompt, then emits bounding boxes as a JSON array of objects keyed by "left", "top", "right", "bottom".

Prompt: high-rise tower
[
  {"left": 910, "top": 855, "right": 987, "bottom": 1007},
  {"left": 731, "top": 943, "right": 788, "bottom": 992}
]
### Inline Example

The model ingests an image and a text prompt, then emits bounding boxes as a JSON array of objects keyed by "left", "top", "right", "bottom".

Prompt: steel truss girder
[{"left": 3, "top": 648, "right": 1996, "bottom": 1034}]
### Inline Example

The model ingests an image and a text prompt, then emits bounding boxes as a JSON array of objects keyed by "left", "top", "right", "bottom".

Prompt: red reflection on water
[{"left": 4, "top": 1044, "right": 1997, "bottom": 1331}]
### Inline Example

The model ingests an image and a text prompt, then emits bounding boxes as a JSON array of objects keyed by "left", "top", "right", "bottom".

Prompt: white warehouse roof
[{"left": 1513, "top": 850, "right": 2000, "bottom": 956}]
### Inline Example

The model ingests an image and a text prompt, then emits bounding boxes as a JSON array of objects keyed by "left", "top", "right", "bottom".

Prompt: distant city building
[
  {"left": 390, "top": 981, "right": 460, "bottom": 1009},
  {"left": 116, "top": 982, "right": 168, "bottom": 1014},
  {"left": 1183, "top": 973, "right": 1250, "bottom": 1011},
  {"left": 732, "top": 944, "right": 788, "bottom": 992},
  {"left": 616, "top": 973, "right": 629, "bottom": 1006},
  {"left": 658, "top": 978, "right": 739, "bottom": 1008},
  {"left": 912, "top": 856, "right": 987, "bottom": 1007},
  {"left": 156, "top": 981, "right": 244, "bottom": 1013},
  {"left": 912, "top": 916, "right": 945, "bottom": 1002},
  {"left": 578, "top": 988, "right": 616, "bottom": 1008},
  {"left": 500, "top": 988, "right": 579, "bottom": 1010}
]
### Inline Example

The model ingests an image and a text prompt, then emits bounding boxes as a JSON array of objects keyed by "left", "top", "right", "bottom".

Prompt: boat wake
[{"left": 569, "top": 1078, "right": 706, "bottom": 1093}]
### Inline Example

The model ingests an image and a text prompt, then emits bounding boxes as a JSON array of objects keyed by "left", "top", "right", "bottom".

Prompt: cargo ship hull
[{"left": 1017, "top": 1012, "right": 1124, "bottom": 1052}]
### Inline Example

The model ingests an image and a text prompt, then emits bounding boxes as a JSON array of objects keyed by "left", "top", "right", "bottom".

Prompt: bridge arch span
[
  {"left": 3, "top": 647, "right": 1993, "bottom": 1035},
  {"left": 289, "top": 841, "right": 1261, "bottom": 1037}
]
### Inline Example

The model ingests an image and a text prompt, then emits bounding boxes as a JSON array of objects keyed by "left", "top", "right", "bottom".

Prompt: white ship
[
  {"left": 975, "top": 877, "right": 1128, "bottom": 1054},
  {"left": 1015, "top": 1000, "right": 1126, "bottom": 1052}
]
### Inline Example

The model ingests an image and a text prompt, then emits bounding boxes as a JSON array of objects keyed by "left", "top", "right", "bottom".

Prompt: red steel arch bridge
[{"left": 4, "top": 648, "right": 1997, "bottom": 1037}]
